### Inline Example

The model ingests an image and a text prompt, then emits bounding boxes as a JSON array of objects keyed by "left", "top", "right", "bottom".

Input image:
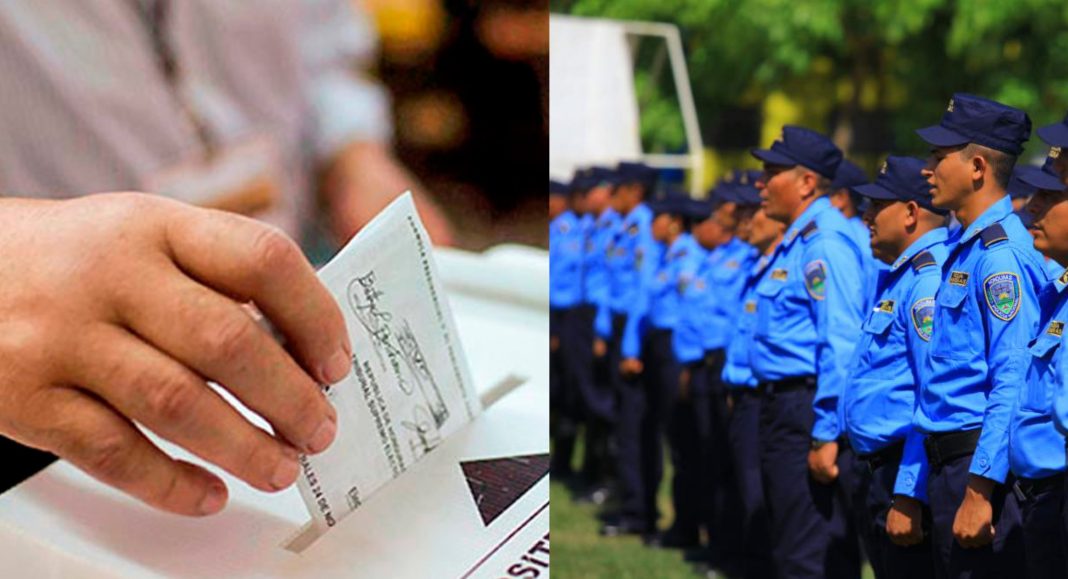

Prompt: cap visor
[
  {"left": 853, "top": 183, "right": 899, "bottom": 201},
  {"left": 750, "top": 148, "right": 797, "bottom": 167},
  {"left": 1037, "top": 123, "right": 1068, "bottom": 148},
  {"left": 915, "top": 125, "right": 970, "bottom": 148},
  {"left": 1018, "top": 169, "right": 1067, "bottom": 192}
]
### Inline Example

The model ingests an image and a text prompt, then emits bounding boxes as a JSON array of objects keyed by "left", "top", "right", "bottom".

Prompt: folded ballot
[{"left": 297, "top": 193, "right": 482, "bottom": 532}]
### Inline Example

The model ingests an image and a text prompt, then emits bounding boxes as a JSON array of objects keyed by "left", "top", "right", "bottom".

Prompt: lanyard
[{"left": 131, "top": 0, "right": 217, "bottom": 155}]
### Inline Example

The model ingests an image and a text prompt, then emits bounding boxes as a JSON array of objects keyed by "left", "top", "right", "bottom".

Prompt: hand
[
  {"left": 953, "top": 475, "right": 996, "bottom": 548},
  {"left": 593, "top": 338, "right": 607, "bottom": 358},
  {"left": 0, "top": 194, "right": 350, "bottom": 516},
  {"left": 807, "top": 441, "right": 839, "bottom": 484},
  {"left": 679, "top": 368, "right": 691, "bottom": 400},
  {"left": 620, "top": 357, "right": 643, "bottom": 376},
  {"left": 323, "top": 142, "right": 455, "bottom": 246},
  {"left": 550, "top": 336, "right": 560, "bottom": 352},
  {"left": 886, "top": 495, "right": 925, "bottom": 546}
]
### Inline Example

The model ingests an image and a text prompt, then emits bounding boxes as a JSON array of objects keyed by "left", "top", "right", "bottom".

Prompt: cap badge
[
  {"left": 1051, "top": 146, "right": 1061, "bottom": 160},
  {"left": 947, "top": 98, "right": 954, "bottom": 112},
  {"left": 879, "top": 161, "right": 888, "bottom": 175}
]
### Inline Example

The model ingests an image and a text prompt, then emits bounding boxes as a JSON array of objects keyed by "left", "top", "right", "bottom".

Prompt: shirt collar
[
  {"left": 783, "top": 196, "right": 832, "bottom": 246},
  {"left": 958, "top": 196, "right": 1013, "bottom": 246},
  {"left": 597, "top": 208, "right": 619, "bottom": 227},
  {"left": 890, "top": 227, "right": 949, "bottom": 272},
  {"left": 667, "top": 233, "right": 693, "bottom": 257},
  {"left": 622, "top": 203, "right": 652, "bottom": 227}
]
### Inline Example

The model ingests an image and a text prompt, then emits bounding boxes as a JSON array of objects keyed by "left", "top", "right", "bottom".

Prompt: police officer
[
  {"left": 831, "top": 158, "right": 882, "bottom": 308},
  {"left": 750, "top": 126, "right": 866, "bottom": 579},
  {"left": 721, "top": 196, "right": 784, "bottom": 579},
  {"left": 549, "top": 176, "right": 588, "bottom": 479},
  {"left": 598, "top": 162, "right": 663, "bottom": 537},
  {"left": 1005, "top": 155, "right": 1068, "bottom": 579},
  {"left": 913, "top": 93, "right": 1045, "bottom": 577},
  {"left": 842, "top": 156, "right": 948, "bottom": 579}
]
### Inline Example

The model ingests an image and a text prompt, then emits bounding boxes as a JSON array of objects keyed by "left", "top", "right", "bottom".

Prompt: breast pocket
[
  {"left": 932, "top": 284, "right": 978, "bottom": 359},
  {"left": 755, "top": 279, "right": 788, "bottom": 337},
  {"left": 1024, "top": 335, "right": 1060, "bottom": 412}
]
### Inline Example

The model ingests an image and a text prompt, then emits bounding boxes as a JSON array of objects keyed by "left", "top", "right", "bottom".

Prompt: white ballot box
[{"left": 0, "top": 202, "right": 549, "bottom": 578}]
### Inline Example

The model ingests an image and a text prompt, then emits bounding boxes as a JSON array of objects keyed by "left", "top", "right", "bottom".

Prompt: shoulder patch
[
  {"left": 911, "top": 297, "right": 935, "bottom": 341},
  {"left": 804, "top": 260, "right": 828, "bottom": 300},
  {"left": 949, "top": 271, "right": 969, "bottom": 286},
  {"left": 1048, "top": 321, "right": 1064, "bottom": 337},
  {"left": 979, "top": 223, "right": 1008, "bottom": 248},
  {"left": 559, "top": 221, "right": 571, "bottom": 234},
  {"left": 801, "top": 220, "right": 819, "bottom": 241},
  {"left": 911, "top": 251, "right": 937, "bottom": 272},
  {"left": 982, "top": 272, "right": 1021, "bottom": 321}
]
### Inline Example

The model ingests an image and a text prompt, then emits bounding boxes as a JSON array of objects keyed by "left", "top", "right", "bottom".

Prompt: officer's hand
[
  {"left": 620, "top": 357, "right": 643, "bottom": 376},
  {"left": 678, "top": 368, "right": 691, "bottom": 400},
  {"left": 593, "top": 338, "right": 607, "bottom": 358},
  {"left": 953, "top": 476, "right": 996, "bottom": 548},
  {"left": 0, "top": 194, "right": 350, "bottom": 517},
  {"left": 550, "top": 336, "right": 560, "bottom": 352},
  {"left": 807, "top": 441, "right": 839, "bottom": 484},
  {"left": 886, "top": 495, "right": 924, "bottom": 546}
]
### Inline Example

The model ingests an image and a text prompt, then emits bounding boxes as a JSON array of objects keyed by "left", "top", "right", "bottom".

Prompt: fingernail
[
  {"left": 271, "top": 457, "right": 300, "bottom": 490},
  {"left": 322, "top": 350, "right": 351, "bottom": 384},
  {"left": 199, "top": 482, "right": 227, "bottom": 515},
  {"left": 307, "top": 418, "right": 337, "bottom": 454}
]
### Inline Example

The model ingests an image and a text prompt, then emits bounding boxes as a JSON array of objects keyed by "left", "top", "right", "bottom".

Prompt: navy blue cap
[
  {"left": 751, "top": 125, "right": 843, "bottom": 179},
  {"left": 1016, "top": 156, "right": 1066, "bottom": 192},
  {"left": 688, "top": 199, "right": 715, "bottom": 221},
  {"left": 568, "top": 168, "right": 597, "bottom": 193},
  {"left": 831, "top": 159, "right": 868, "bottom": 191},
  {"left": 1007, "top": 165, "right": 1039, "bottom": 199},
  {"left": 550, "top": 179, "right": 568, "bottom": 195},
  {"left": 854, "top": 156, "right": 948, "bottom": 215},
  {"left": 916, "top": 93, "right": 1031, "bottom": 156},
  {"left": 1037, "top": 111, "right": 1068, "bottom": 147},
  {"left": 616, "top": 161, "right": 659, "bottom": 190},
  {"left": 589, "top": 165, "right": 619, "bottom": 187},
  {"left": 648, "top": 186, "right": 691, "bottom": 216},
  {"left": 732, "top": 170, "right": 762, "bottom": 206}
]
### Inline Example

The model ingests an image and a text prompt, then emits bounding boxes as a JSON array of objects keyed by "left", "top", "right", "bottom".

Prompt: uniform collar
[
  {"left": 890, "top": 227, "right": 949, "bottom": 272},
  {"left": 783, "top": 196, "right": 832, "bottom": 246},
  {"left": 621, "top": 203, "right": 652, "bottom": 227},
  {"left": 958, "top": 196, "right": 1013, "bottom": 246},
  {"left": 597, "top": 208, "right": 619, "bottom": 227},
  {"left": 667, "top": 233, "right": 693, "bottom": 258},
  {"left": 552, "top": 211, "right": 577, "bottom": 228}
]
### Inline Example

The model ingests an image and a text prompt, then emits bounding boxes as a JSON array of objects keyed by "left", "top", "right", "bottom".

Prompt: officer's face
[
  {"left": 586, "top": 185, "right": 613, "bottom": 214},
  {"left": 863, "top": 198, "right": 907, "bottom": 265},
  {"left": 549, "top": 194, "right": 567, "bottom": 219},
  {"left": 748, "top": 208, "right": 786, "bottom": 252},
  {"left": 923, "top": 145, "right": 971, "bottom": 210},
  {"left": 759, "top": 165, "right": 805, "bottom": 223},
  {"left": 652, "top": 213, "right": 677, "bottom": 242},
  {"left": 1026, "top": 188, "right": 1068, "bottom": 262}
]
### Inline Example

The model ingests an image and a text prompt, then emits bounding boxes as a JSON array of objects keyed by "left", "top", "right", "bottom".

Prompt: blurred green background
[{"left": 552, "top": 0, "right": 1068, "bottom": 185}]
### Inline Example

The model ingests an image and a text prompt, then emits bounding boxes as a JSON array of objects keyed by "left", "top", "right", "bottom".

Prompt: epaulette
[
  {"left": 800, "top": 220, "right": 819, "bottom": 240},
  {"left": 911, "top": 250, "right": 937, "bottom": 272},
  {"left": 979, "top": 223, "right": 1008, "bottom": 248}
]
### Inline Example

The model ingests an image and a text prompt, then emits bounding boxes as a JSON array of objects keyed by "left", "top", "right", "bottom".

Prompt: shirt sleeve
[
  {"left": 806, "top": 233, "right": 866, "bottom": 441},
  {"left": 300, "top": 0, "right": 393, "bottom": 162},
  {"left": 968, "top": 249, "right": 1041, "bottom": 483}
]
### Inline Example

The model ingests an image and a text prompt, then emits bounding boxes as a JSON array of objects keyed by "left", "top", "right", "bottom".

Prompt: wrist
[
  {"left": 965, "top": 474, "right": 995, "bottom": 499},
  {"left": 811, "top": 439, "right": 834, "bottom": 451}
]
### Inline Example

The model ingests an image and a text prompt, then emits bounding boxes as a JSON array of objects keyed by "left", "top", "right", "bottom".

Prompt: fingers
[
  {"left": 39, "top": 388, "right": 228, "bottom": 516},
  {"left": 163, "top": 207, "right": 351, "bottom": 384},
  {"left": 117, "top": 268, "right": 338, "bottom": 455},
  {"left": 70, "top": 323, "right": 302, "bottom": 493}
]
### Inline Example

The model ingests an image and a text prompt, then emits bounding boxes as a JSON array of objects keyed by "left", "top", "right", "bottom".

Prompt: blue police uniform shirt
[
  {"left": 721, "top": 253, "right": 775, "bottom": 388},
  {"left": 842, "top": 227, "right": 948, "bottom": 501},
  {"left": 1008, "top": 270, "right": 1068, "bottom": 479},
  {"left": 849, "top": 215, "right": 888, "bottom": 309},
  {"left": 674, "top": 236, "right": 755, "bottom": 364},
  {"left": 588, "top": 209, "right": 621, "bottom": 337},
  {"left": 1052, "top": 269, "right": 1068, "bottom": 435},
  {"left": 621, "top": 232, "right": 702, "bottom": 359},
  {"left": 549, "top": 210, "right": 584, "bottom": 309},
  {"left": 915, "top": 196, "right": 1050, "bottom": 483},
  {"left": 750, "top": 196, "right": 866, "bottom": 441},
  {"left": 599, "top": 204, "right": 659, "bottom": 346}
]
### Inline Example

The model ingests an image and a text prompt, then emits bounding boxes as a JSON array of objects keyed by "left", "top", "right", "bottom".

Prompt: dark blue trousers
[
  {"left": 926, "top": 453, "right": 1024, "bottom": 579},
  {"left": 666, "top": 360, "right": 710, "bottom": 540},
  {"left": 1017, "top": 475, "right": 1066, "bottom": 579},
  {"left": 727, "top": 387, "right": 775, "bottom": 579},
  {"left": 851, "top": 447, "right": 936, "bottom": 579},
  {"left": 616, "top": 326, "right": 673, "bottom": 531},
  {"left": 759, "top": 386, "right": 860, "bottom": 579}
]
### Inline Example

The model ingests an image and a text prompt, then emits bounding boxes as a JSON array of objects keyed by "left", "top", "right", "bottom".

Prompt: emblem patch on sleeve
[
  {"left": 910, "top": 297, "right": 935, "bottom": 341},
  {"left": 983, "top": 272, "right": 1021, "bottom": 322},
  {"left": 804, "top": 260, "right": 828, "bottom": 300}
]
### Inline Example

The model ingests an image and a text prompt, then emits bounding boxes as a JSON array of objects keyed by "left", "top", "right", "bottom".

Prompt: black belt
[
  {"left": 758, "top": 375, "right": 816, "bottom": 395},
  {"left": 857, "top": 440, "right": 904, "bottom": 474},
  {"left": 1012, "top": 473, "right": 1064, "bottom": 503},
  {"left": 923, "top": 430, "right": 981, "bottom": 468}
]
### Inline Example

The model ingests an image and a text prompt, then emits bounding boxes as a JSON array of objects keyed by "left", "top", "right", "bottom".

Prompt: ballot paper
[{"left": 296, "top": 193, "right": 481, "bottom": 532}]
